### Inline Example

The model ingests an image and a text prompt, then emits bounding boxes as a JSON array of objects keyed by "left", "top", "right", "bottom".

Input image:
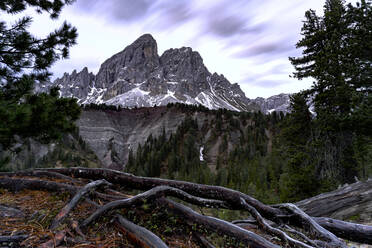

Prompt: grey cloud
[
  {"left": 234, "top": 41, "right": 294, "bottom": 59},
  {"left": 207, "top": 14, "right": 248, "bottom": 37},
  {"left": 150, "top": 0, "right": 195, "bottom": 29},
  {"left": 74, "top": 0, "right": 156, "bottom": 22}
]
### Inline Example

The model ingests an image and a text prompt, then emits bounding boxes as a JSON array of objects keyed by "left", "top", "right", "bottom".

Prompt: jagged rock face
[
  {"left": 53, "top": 67, "right": 95, "bottom": 101},
  {"left": 160, "top": 47, "right": 210, "bottom": 97},
  {"left": 253, "top": 93, "right": 291, "bottom": 114},
  {"left": 95, "top": 34, "right": 161, "bottom": 100},
  {"left": 51, "top": 34, "right": 261, "bottom": 112}
]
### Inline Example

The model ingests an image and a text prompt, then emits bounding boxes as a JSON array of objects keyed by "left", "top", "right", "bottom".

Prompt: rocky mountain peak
[{"left": 49, "top": 34, "right": 290, "bottom": 113}]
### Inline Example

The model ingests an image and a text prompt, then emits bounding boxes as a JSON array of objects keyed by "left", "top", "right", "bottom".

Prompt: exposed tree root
[
  {"left": 81, "top": 185, "right": 230, "bottom": 228},
  {"left": 278, "top": 203, "right": 347, "bottom": 248},
  {"left": 1, "top": 167, "right": 371, "bottom": 247},
  {"left": 114, "top": 214, "right": 168, "bottom": 248},
  {"left": 159, "top": 198, "right": 280, "bottom": 248}
]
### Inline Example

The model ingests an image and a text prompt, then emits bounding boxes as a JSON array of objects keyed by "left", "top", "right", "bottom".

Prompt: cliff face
[
  {"left": 77, "top": 107, "right": 199, "bottom": 169},
  {"left": 76, "top": 105, "right": 256, "bottom": 169}
]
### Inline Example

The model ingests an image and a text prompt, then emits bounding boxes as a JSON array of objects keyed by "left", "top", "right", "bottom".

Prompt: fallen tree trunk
[
  {"left": 314, "top": 217, "right": 372, "bottom": 245},
  {"left": 114, "top": 214, "right": 169, "bottom": 248},
  {"left": 296, "top": 179, "right": 372, "bottom": 220}
]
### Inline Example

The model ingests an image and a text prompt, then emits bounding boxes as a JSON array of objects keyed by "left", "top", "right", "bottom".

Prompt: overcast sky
[{"left": 4, "top": 0, "right": 347, "bottom": 98}]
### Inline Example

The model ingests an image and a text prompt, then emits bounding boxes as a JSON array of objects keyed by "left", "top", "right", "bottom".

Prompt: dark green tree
[
  {"left": 0, "top": 0, "right": 80, "bottom": 150},
  {"left": 289, "top": 0, "right": 372, "bottom": 183},
  {"left": 279, "top": 93, "right": 319, "bottom": 201},
  {"left": 290, "top": 0, "right": 371, "bottom": 132}
]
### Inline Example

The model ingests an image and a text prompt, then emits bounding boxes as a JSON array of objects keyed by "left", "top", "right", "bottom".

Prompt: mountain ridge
[{"left": 48, "top": 34, "right": 290, "bottom": 113}]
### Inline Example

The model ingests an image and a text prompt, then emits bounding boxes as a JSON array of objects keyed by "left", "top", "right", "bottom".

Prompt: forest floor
[{"left": 0, "top": 170, "right": 371, "bottom": 248}]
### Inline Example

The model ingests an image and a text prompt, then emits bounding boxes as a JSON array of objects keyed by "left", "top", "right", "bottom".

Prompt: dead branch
[
  {"left": 50, "top": 179, "right": 111, "bottom": 230},
  {"left": 278, "top": 203, "right": 347, "bottom": 248},
  {"left": 114, "top": 214, "right": 168, "bottom": 248},
  {"left": 240, "top": 198, "right": 315, "bottom": 248}
]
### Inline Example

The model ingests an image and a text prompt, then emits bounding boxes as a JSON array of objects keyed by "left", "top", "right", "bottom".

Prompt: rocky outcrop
[
  {"left": 253, "top": 93, "right": 291, "bottom": 114},
  {"left": 53, "top": 67, "right": 95, "bottom": 103}
]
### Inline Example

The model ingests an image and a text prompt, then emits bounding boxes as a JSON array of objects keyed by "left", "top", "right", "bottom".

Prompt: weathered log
[
  {"left": 295, "top": 179, "right": 372, "bottom": 244},
  {"left": 296, "top": 179, "right": 372, "bottom": 219},
  {"left": 81, "top": 185, "right": 230, "bottom": 228},
  {"left": 314, "top": 217, "right": 372, "bottom": 245},
  {"left": 114, "top": 214, "right": 168, "bottom": 248},
  {"left": 159, "top": 198, "right": 280, "bottom": 248},
  {"left": 50, "top": 179, "right": 111, "bottom": 230}
]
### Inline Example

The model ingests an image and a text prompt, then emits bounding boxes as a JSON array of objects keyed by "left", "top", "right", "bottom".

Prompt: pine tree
[
  {"left": 290, "top": 0, "right": 371, "bottom": 132},
  {"left": 289, "top": 0, "right": 371, "bottom": 183},
  {"left": 0, "top": 0, "right": 79, "bottom": 150}
]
